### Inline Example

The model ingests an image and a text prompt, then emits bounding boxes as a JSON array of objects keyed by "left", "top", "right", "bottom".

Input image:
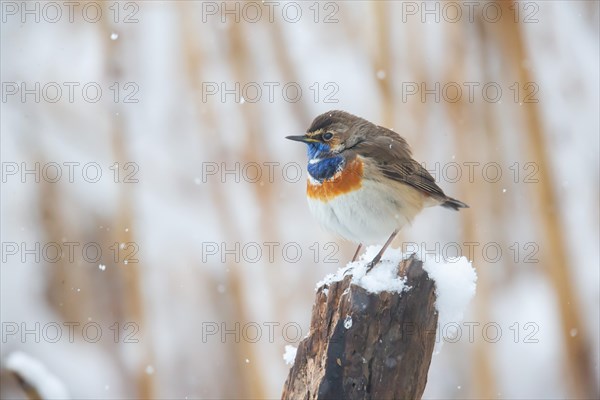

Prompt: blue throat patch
[{"left": 306, "top": 142, "right": 345, "bottom": 182}]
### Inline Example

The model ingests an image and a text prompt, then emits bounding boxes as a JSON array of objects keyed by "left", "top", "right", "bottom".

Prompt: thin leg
[
  {"left": 351, "top": 243, "right": 363, "bottom": 262},
  {"left": 365, "top": 229, "right": 399, "bottom": 273},
  {"left": 343, "top": 243, "right": 364, "bottom": 277}
]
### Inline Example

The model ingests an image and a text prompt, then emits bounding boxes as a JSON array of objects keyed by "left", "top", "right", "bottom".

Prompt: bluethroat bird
[{"left": 286, "top": 110, "right": 468, "bottom": 272}]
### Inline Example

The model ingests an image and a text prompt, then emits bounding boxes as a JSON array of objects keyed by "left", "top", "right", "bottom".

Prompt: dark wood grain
[{"left": 282, "top": 257, "right": 438, "bottom": 400}]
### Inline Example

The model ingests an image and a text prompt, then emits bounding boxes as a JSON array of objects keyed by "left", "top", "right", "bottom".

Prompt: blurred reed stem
[
  {"left": 100, "top": 4, "right": 154, "bottom": 398},
  {"left": 495, "top": 2, "right": 597, "bottom": 398},
  {"left": 179, "top": 4, "right": 266, "bottom": 398},
  {"left": 373, "top": 1, "right": 393, "bottom": 128},
  {"left": 446, "top": 17, "right": 498, "bottom": 399}
]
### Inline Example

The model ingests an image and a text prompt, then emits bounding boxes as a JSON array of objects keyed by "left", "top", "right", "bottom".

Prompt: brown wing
[{"left": 355, "top": 128, "right": 448, "bottom": 201}]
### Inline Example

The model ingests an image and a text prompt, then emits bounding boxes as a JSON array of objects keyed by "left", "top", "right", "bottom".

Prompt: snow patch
[
  {"left": 316, "top": 245, "right": 407, "bottom": 294},
  {"left": 343, "top": 315, "right": 353, "bottom": 329},
  {"left": 283, "top": 345, "right": 297, "bottom": 365},
  {"left": 423, "top": 255, "right": 477, "bottom": 334},
  {"left": 5, "top": 352, "right": 69, "bottom": 399}
]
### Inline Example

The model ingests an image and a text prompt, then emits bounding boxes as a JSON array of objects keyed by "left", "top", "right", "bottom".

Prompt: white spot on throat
[
  {"left": 307, "top": 157, "right": 345, "bottom": 185},
  {"left": 308, "top": 157, "right": 345, "bottom": 171},
  {"left": 308, "top": 175, "right": 321, "bottom": 185}
]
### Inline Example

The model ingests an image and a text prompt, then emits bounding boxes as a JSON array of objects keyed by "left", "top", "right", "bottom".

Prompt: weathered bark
[{"left": 282, "top": 256, "right": 438, "bottom": 400}]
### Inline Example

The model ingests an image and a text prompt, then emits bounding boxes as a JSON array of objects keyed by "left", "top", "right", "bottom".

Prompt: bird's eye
[{"left": 322, "top": 132, "right": 334, "bottom": 141}]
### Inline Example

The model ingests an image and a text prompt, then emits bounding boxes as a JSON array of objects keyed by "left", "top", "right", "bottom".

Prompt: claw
[
  {"left": 365, "top": 258, "right": 381, "bottom": 273},
  {"left": 364, "top": 229, "right": 399, "bottom": 274}
]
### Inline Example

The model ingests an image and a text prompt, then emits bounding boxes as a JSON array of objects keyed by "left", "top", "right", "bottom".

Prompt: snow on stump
[{"left": 282, "top": 254, "right": 438, "bottom": 400}]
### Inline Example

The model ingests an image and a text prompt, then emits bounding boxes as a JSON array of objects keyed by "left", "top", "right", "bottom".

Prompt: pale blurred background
[{"left": 1, "top": 1, "right": 599, "bottom": 399}]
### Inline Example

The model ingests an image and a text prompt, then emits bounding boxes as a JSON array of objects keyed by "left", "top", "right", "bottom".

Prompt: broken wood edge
[{"left": 282, "top": 256, "right": 439, "bottom": 400}]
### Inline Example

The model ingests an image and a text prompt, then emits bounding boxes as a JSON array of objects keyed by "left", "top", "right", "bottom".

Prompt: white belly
[{"left": 307, "top": 179, "right": 425, "bottom": 245}]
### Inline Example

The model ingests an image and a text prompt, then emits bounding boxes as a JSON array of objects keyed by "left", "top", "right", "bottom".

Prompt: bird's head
[{"left": 286, "top": 110, "right": 368, "bottom": 160}]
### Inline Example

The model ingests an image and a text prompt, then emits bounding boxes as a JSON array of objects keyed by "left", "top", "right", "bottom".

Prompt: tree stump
[{"left": 282, "top": 256, "right": 438, "bottom": 400}]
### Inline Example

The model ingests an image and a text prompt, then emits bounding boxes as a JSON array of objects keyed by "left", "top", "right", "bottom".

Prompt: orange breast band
[{"left": 306, "top": 158, "right": 363, "bottom": 201}]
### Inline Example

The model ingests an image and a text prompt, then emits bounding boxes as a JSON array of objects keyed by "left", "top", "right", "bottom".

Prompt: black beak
[{"left": 285, "top": 135, "right": 310, "bottom": 143}]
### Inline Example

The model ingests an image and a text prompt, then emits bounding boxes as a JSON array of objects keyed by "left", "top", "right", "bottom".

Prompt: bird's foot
[{"left": 365, "top": 256, "right": 382, "bottom": 273}]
